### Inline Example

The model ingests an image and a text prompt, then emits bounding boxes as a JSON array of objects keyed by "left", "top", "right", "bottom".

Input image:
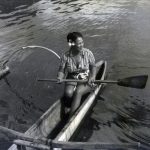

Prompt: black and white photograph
[{"left": 0, "top": 0, "right": 150, "bottom": 150}]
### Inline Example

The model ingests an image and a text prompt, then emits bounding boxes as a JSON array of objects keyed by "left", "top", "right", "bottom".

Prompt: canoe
[{"left": 8, "top": 60, "right": 107, "bottom": 150}]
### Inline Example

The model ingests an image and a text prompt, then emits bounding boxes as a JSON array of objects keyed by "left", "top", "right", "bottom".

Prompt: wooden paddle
[{"left": 37, "top": 75, "right": 148, "bottom": 89}]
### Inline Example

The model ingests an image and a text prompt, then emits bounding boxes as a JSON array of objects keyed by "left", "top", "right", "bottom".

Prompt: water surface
[{"left": 0, "top": 0, "right": 150, "bottom": 149}]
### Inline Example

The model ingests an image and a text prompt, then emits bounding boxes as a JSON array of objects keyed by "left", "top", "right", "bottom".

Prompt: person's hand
[
  {"left": 57, "top": 78, "right": 63, "bottom": 84},
  {"left": 88, "top": 76, "right": 95, "bottom": 83},
  {"left": 57, "top": 72, "right": 64, "bottom": 84},
  {"left": 88, "top": 76, "right": 95, "bottom": 87}
]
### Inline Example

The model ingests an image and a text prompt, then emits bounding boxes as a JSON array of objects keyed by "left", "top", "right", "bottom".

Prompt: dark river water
[{"left": 0, "top": 0, "right": 150, "bottom": 149}]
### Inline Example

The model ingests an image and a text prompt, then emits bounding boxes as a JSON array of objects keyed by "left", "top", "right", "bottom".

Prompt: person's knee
[
  {"left": 75, "top": 88, "right": 83, "bottom": 96},
  {"left": 65, "top": 88, "right": 74, "bottom": 98}
]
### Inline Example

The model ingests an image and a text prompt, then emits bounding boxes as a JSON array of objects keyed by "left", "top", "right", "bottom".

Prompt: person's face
[{"left": 74, "top": 37, "right": 84, "bottom": 51}]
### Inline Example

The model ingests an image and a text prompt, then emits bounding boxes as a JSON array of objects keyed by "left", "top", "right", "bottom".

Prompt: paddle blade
[{"left": 117, "top": 75, "right": 148, "bottom": 89}]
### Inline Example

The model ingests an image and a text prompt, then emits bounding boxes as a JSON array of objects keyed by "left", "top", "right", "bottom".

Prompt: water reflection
[
  {"left": 0, "top": 0, "right": 40, "bottom": 14},
  {"left": 75, "top": 94, "right": 150, "bottom": 148}
]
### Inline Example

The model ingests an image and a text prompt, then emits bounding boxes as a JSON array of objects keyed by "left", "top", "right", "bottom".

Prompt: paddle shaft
[
  {"left": 38, "top": 79, "right": 118, "bottom": 84},
  {"left": 37, "top": 75, "right": 148, "bottom": 89}
]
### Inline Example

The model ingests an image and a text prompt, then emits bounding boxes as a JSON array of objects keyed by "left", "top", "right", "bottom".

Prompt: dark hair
[{"left": 67, "top": 32, "right": 83, "bottom": 42}]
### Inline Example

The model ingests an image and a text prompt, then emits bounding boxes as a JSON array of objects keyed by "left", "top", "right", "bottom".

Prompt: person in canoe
[{"left": 57, "top": 32, "right": 96, "bottom": 117}]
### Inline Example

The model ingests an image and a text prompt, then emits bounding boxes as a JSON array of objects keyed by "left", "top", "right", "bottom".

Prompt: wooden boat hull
[
  {"left": 8, "top": 60, "right": 107, "bottom": 150},
  {"left": 55, "top": 61, "right": 107, "bottom": 142}
]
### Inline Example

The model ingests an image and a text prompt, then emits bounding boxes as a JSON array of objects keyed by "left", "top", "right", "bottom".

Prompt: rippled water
[{"left": 0, "top": 0, "right": 150, "bottom": 149}]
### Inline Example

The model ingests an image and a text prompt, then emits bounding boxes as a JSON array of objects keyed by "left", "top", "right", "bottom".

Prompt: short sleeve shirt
[{"left": 59, "top": 48, "right": 95, "bottom": 73}]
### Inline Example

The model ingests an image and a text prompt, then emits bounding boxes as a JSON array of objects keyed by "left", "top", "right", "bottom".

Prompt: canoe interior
[
  {"left": 48, "top": 61, "right": 107, "bottom": 140},
  {"left": 50, "top": 60, "right": 107, "bottom": 140},
  {"left": 69, "top": 61, "right": 107, "bottom": 140},
  {"left": 54, "top": 61, "right": 107, "bottom": 142},
  {"left": 8, "top": 60, "right": 107, "bottom": 150}
]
